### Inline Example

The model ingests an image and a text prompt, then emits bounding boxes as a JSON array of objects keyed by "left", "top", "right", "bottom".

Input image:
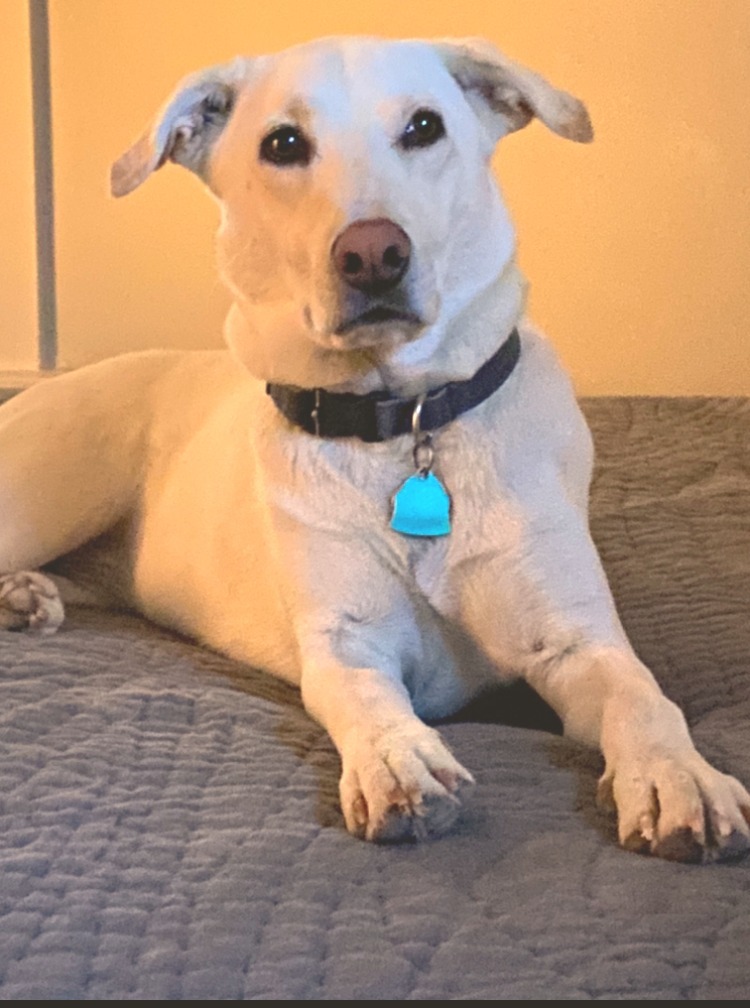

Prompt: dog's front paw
[
  {"left": 0, "top": 571, "right": 65, "bottom": 635},
  {"left": 598, "top": 749, "right": 750, "bottom": 863},
  {"left": 339, "top": 723, "right": 474, "bottom": 842}
]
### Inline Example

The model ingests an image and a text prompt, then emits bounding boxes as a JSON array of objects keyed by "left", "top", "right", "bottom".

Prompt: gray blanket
[{"left": 1, "top": 397, "right": 749, "bottom": 1000}]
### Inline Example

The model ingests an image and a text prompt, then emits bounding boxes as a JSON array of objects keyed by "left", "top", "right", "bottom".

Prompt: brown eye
[
  {"left": 259, "top": 125, "right": 312, "bottom": 166},
  {"left": 400, "top": 109, "right": 445, "bottom": 150}
]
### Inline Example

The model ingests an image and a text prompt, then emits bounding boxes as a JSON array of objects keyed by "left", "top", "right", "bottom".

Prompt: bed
[{"left": 1, "top": 395, "right": 749, "bottom": 999}]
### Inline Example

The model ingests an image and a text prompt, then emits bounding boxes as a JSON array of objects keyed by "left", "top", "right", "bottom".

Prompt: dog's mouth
[{"left": 334, "top": 305, "right": 423, "bottom": 336}]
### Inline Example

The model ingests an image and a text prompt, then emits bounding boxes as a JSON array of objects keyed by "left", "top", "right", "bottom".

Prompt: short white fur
[{"left": 1, "top": 36, "right": 747, "bottom": 858}]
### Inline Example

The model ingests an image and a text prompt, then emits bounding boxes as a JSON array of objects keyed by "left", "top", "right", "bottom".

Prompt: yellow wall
[
  {"left": 0, "top": 0, "right": 39, "bottom": 371},
  {"left": 49, "top": 0, "right": 750, "bottom": 394}
]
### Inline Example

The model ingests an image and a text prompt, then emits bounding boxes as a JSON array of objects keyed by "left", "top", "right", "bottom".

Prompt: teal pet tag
[{"left": 390, "top": 471, "right": 451, "bottom": 537}]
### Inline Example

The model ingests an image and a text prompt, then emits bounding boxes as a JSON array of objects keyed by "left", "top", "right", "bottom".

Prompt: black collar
[{"left": 266, "top": 327, "right": 521, "bottom": 443}]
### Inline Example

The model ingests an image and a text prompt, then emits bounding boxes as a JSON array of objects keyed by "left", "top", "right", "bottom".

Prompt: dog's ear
[
  {"left": 110, "top": 59, "right": 251, "bottom": 197},
  {"left": 436, "top": 38, "right": 593, "bottom": 145}
]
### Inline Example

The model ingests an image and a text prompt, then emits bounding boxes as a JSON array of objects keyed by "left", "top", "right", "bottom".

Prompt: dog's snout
[{"left": 332, "top": 219, "right": 411, "bottom": 296}]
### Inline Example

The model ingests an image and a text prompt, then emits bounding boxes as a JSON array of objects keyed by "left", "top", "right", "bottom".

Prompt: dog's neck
[{"left": 224, "top": 259, "right": 526, "bottom": 397}]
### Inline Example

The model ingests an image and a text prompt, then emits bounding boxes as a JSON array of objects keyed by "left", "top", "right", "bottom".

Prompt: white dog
[{"left": 2, "top": 36, "right": 748, "bottom": 861}]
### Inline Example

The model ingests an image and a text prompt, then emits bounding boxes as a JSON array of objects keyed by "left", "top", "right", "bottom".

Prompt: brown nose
[{"left": 331, "top": 218, "right": 411, "bottom": 296}]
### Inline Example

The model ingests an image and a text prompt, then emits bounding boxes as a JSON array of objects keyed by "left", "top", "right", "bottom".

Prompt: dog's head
[{"left": 112, "top": 38, "right": 591, "bottom": 381}]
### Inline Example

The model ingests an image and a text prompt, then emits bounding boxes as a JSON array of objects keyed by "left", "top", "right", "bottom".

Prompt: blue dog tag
[{"left": 390, "top": 471, "right": 451, "bottom": 537}]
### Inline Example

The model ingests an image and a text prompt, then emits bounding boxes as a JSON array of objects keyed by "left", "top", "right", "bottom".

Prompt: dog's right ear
[{"left": 110, "top": 58, "right": 251, "bottom": 197}]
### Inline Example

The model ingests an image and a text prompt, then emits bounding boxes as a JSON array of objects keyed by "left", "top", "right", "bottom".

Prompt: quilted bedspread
[{"left": 1, "top": 396, "right": 749, "bottom": 1000}]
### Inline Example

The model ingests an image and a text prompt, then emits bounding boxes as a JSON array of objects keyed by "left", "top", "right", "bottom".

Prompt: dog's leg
[
  {"left": 525, "top": 642, "right": 750, "bottom": 863},
  {"left": 458, "top": 505, "right": 750, "bottom": 862},
  {"left": 277, "top": 525, "right": 474, "bottom": 840},
  {"left": 301, "top": 651, "right": 474, "bottom": 841},
  {"left": 0, "top": 369, "right": 143, "bottom": 633},
  {"left": 0, "top": 378, "right": 136, "bottom": 573}
]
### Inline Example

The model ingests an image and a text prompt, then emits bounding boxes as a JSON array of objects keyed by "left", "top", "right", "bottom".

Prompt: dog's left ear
[
  {"left": 110, "top": 58, "right": 251, "bottom": 197},
  {"left": 436, "top": 38, "right": 593, "bottom": 145}
]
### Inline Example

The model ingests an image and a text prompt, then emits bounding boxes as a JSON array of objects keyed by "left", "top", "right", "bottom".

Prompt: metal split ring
[{"left": 413, "top": 435, "right": 434, "bottom": 475}]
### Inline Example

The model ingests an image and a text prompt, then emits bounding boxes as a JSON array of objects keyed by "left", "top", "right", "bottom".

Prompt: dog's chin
[{"left": 320, "top": 308, "right": 425, "bottom": 352}]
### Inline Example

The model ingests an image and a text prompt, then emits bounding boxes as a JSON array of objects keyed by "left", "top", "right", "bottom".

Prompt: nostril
[
  {"left": 382, "top": 245, "right": 405, "bottom": 269},
  {"left": 343, "top": 252, "right": 364, "bottom": 275}
]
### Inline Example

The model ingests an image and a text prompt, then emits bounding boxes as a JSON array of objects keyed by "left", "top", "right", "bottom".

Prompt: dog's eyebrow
[{"left": 272, "top": 97, "right": 313, "bottom": 128}]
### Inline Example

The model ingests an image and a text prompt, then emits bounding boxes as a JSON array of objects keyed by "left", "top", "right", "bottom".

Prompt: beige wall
[
  {"left": 47, "top": 0, "right": 750, "bottom": 393},
  {"left": 0, "top": 0, "right": 39, "bottom": 371}
]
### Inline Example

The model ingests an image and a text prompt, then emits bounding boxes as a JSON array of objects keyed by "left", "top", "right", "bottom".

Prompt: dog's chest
[
  {"left": 263, "top": 372, "right": 579, "bottom": 627},
  {"left": 294, "top": 399, "right": 530, "bottom": 597},
  {"left": 402, "top": 417, "right": 526, "bottom": 601}
]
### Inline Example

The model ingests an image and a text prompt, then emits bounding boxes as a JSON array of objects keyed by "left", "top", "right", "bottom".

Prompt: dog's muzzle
[{"left": 330, "top": 218, "right": 419, "bottom": 336}]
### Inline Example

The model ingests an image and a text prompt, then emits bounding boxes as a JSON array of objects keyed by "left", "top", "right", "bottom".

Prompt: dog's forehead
[{"left": 245, "top": 38, "right": 460, "bottom": 121}]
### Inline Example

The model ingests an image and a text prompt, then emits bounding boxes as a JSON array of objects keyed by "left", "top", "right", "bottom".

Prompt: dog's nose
[{"left": 331, "top": 218, "right": 411, "bottom": 295}]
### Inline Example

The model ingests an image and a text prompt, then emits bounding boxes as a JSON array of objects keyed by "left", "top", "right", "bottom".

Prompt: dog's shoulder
[
  {"left": 470, "top": 323, "right": 591, "bottom": 456},
  {"left": 514, "top": 324, "right": 582, "bottom": 416},
  {"left": 441, "top": 324, "right": 593, "bottom": 517},
  {"left": 512, "top": 323, "right": 594, "bottom": 505}
]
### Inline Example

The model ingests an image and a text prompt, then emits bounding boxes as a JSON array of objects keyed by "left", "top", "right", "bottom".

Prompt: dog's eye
[
  {"left": 259, "top": 125, "right": 313, "bottom": 167},
  {"left": 400, "top": 109, "right": 445, "bottom": 150}
]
